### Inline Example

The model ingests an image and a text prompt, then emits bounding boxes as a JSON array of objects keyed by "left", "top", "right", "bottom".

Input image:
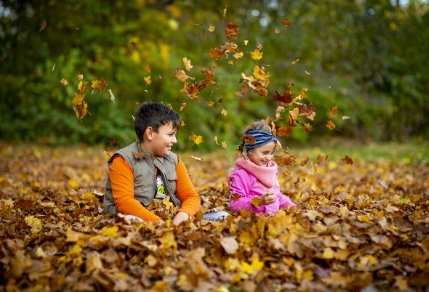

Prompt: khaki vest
[{"left": 104, "top": 141, "right": 181, "bottom": 217}]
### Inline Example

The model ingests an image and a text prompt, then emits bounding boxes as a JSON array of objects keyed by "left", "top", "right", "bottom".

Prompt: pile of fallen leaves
[{"left": 1, "top": 143, "right": 429, "bottom": 291}]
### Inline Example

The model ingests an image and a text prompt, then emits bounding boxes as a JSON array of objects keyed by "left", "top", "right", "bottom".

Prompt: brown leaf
[
  {"left": 225, "top": 22, "right": 239, "bottom": 40},
  {"left": 342, "top": 155, "right": 354, "bottom": 165},
  {"left": 273, "top": 90, "right": 293, "bottom": 104},
  {"left": 39, "top": 20, "right": 47, "bottom": 32},
  {"left": 132, "top": 151, "right": 146, "bottom": 159},
  {"left": 281, "top": 18, "right": 292, "bottom": 28},
  {"left": 326, "top": 120, "right": 336, "bottom": 130}
]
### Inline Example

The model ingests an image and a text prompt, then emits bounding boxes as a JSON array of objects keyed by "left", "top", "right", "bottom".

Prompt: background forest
[{"left": 1, "top": 0, "right": 428, "bottom": 151}]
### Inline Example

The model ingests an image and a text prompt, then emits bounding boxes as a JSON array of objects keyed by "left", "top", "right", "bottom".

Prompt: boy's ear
[{"left": 144, "top": 126, "right": 154, "bottom": 141}]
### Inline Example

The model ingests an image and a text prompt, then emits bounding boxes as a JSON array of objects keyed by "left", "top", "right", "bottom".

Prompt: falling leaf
[
  {"left": 75, "top": 27, "right": 79, "bottom": 30},
  {"left": 218, "top": 98, "right": 223, "bottom": 103},
  {"left": 60, "top": 78, "right": 69, "bottom": 86},
  {"left": 221, "top": 141, "right": 227, "bottom": 148},
  {"left": 144, "top": 65, "right": 151, "bottom": 73},
  {"left": 221, "top": 109, "right": 227, "bottom": 116},
  {"left": 305, "top": 71, "right": 310, "bottom": 75},
  {"left": 91, "top": 78, "right": 108, "bottom": 94},
  {"left": 233, "top": 52, "right": 244, "bottom": 59},
  {"left": 144, "top": 76, "right": 152, "bottom": 85},
  {"left": 191, "top": 155, "right": 202, "bottom": 161},
  {"left": 299, "top": 103, "right": 316, "bottom": 120},
  {"left": 326, "top": 121, "right": 336, "bottom": 130},
  {"left": 183, "top": 57, "right": 193, "bottom": 71},
  {"left": 108, "top": 89, "right": 115, "bottom": 103},
  {"left": 213, "top": 136, "right": 219, "bottom": 144},
  {"left": 235, "top": 86, "right": 248, "bottom": 97},
  {"left": 342, "top": 155, "right": 354, "bottom": 165},
  {"left": 317, "top": 154, "right": 329, "bottom": 164},
  {"left": 228, "top": 60, "right": 234, "bottom": 65},
  {"left": 300, "top": 157, "right": 309, "bottom": 166},
  {"left": 225, "top": 22, "right": 238, "bottom": 40},
  {"left": 72, "top": 93, "right": 87, "bottom": 120},
  {"left": 175, "top": 68, "right": 195, "bottom": 82},
  {"left": 208, "top": 25, "right": 215, "bottom": 32},
  {"left": 330, "top": 106, "right": 338, "bottom": 117},
  {"left": 207, "top": 101, "right": 214, "bottom": 106},
  {"left": 292, "top": 59, "right": 300, "bottom": 64},
  {"left": 189, "top": 133, "right": 203, "bottom": 145},
  {"left": 131, "top": 42, "right": 136, "bottom": 47},
  {"left": 250, "top": 49, "right": 263, "bottom": 60},
  {"left": 342, "top": 116, "right": 350, "bottom": 120},
  {"left": 209, "top": 48, "right": 223, "bottom": 60},
  {"left": 274, "top": 28, "right": 280, "bottom": 33},
  {"left": 273, "top": 90, "right": 293, "bottom": 104},
  {"left": 281, "top": 18, "right": 292, "bottom": 28},
  {"left": 52, "top": 63, "right": 55, "bottom": 71},
  {"left": 244, "top": 40, "right": 249, "bottom": 45},
  {"left": 39, "top": 20, "right": 47, "bottom": 32},
  {"left": 180, "top": 103, "right": 186, "bottom": 111},
  {"left": 109, "top": 138, "right": 118, "bottom": 145},
  {"left": 277, "top": 126, "right": 293, "bottom": 137},
  {"left": 78, "top": 75, "right": 83, "bottom": 80},
  {"left": 223, "top": 5, "right": 227, "bottom": 18}
]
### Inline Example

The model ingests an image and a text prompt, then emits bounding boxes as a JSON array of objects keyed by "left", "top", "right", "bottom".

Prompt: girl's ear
[{"left": 144, "top": 126, "right": 154, "bottom": 141}]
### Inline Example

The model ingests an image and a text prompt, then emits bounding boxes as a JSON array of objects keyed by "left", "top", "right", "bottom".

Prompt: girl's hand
[
  {"left": 260, "top": 192, "right": 277, "bottom": 205},
  {"left": 172, "top": 211, "right": 190, "bottom": 226}
]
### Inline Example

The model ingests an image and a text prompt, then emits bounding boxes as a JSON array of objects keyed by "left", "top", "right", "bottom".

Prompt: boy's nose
[{"left": 172, "top": 136, "right": 177, "bottom": 143}]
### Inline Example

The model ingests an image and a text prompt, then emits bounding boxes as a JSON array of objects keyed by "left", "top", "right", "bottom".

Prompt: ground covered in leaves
[{"left": 1, "top": 143, "right": 428, "bottom": 291}]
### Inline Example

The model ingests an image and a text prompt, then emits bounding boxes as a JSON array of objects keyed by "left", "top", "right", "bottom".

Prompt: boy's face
[
  {"left": 247, "top": 142, "right": 276, "bottom": 167},
  {"left": 150, "top": 122, "right": 177, "bottom": 157}
]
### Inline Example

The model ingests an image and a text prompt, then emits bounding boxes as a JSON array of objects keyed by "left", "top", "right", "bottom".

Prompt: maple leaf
[
  {"left": 326, "top": 120, "right": 336, "bottom": 130},
  {"left": 180, "top": 82, "right": 200, "bottom": 101},
  {"left": 298, "top": 103, "right": 316, "bottom": 120},
  {"left": 60, "top": 78, "right": 69, "bottom": 86},
  {"left": 303, "top": 123, "right": 313, "bottom": 133},
  {"left": 251, "top": 197, "right": 262, "bottom": 208},
  {"left": 208, "top": 25, "right": 215, "bottom": 32},
  {"left": 132, "top": 151, "right": 146, "bottom": 159},
  {"left": 233, "top": 52, "right": 243, "bottom": 59},
  {"left": 277, "top": 126, "right": 293, "bottom": 137},
  {"left": 221, "top": 109, "right": 227, "bottom": 116},
  {"left": 209, "top": 48, "right": 223, "bottom": 60},
  {"left": 104, "top": 149, "right": 113, "bottom": 159},
  {"left": 281, "top": 18, "right": 292, "bottom": 28},
  {"left": 109, "top": 138, "right": 118, "bottom": 145},
  {"left": 330, "top": 105, "right": 338, "bottom": 117},
  {"left": 250, "top": 49, "right": 263, "bottom": 60},
  {"left": 225, "top": 22, "right": 238, "bottom": 40},
  {"left": 253, "top": 65, "right": 270, "bottom": 81},
  {"left": 78, "top": 81, "right": 89, "bottom": 95},
  {"left": 78, "top": 75, "right": 83, "bottom": 80},
  {"left": 189, "top": 133, "right": 203, "bottom": 145},
  {"left": 183, "top": 57, "right": 193, "bottom": 71},
  {"left": 275, "top": 152, "right": 297, "bottom": 167},
  {"left": 144, "top": 65, "right": 151, "bottom": 73},
  {"left": 235, "top": 86, "right": 248, "bottom": 97},
  {"left": 317, "top": 154, "right": 329, "bottom": 164},
  {"left": 300, "top": 157, "right": 309, "bottom": 166},
  {"left": 72, "top": 93, "right": 88, "bottom": 120},
  {"left": 144, "top": 76, "right": 152, "bottom": 85},
  {"left": 230, "top": 193, "right": 240, "bottom": 201},
  {"left": 175, "top": 68, "right": 195, "bottom": 82},
  {"left": 25, "top": 215, "right": 43, "bottom": 233},
  {"left": 218, "top": 97, "right": 223, "bottom": 103},
  {"left": 91, "top": 78, "right": 108, "bottom": 94},
  {"left": 252, "top": 81, "right": 269, "bottom": 97},
  {"left": 342, "top": 155, "right": 354, "bottom": 165},
  {"left": 273, "top": 90, "right": 293, "bottom": 104},
  {"left": 39, "top": 20, "right": 47, "bottom": 32},
  {"left": 221, "top": 141, "right": 227, "bottom": 148},
  {"left": 206, "top": 101, "right": 214, "bottom": 106}
]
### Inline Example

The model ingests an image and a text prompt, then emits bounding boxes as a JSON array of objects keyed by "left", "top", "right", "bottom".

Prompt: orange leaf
[
  {"left": 224, "top": 22, "right": 238, "bottom": 40},
  {"left": 251, "top": 197, "right": 262, "bottom": 208},
  {"left": 326, "top": 120, "right": 336, "bottom": 130},
  {"left": 330, "top": 105, "right": 338, "bottom": 117},
  {"left": 39, "top": 20, "right": 47, "bottom": 32},
  {"left": 277, "top": 126, "right": 293, "bottom": 137},
  {"left": 281, "top": 18, "right": 292, "bottom": 28}
]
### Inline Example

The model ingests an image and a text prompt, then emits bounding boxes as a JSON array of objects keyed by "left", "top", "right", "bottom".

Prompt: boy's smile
[{"left": 143, "top": 122, "right": 177, "bottom": 158}]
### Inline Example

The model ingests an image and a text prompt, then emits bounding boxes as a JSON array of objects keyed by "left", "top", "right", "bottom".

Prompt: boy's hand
[
  {"left": 172, "top": 211, "right": 190, "bottom": 226},
  {"left": 260, "top": 192, "right": 277, "bottom": 205}
]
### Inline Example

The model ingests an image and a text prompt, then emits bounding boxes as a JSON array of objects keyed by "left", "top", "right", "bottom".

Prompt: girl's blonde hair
[{"left": 237, "top": 121, "right": 274, "bottom": 154}]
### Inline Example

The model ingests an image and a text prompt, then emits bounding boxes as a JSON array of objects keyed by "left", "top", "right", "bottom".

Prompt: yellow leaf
[
  {"left": 144, "top": 76, "right": 152, "bottom": 85},
  {"left": 91, "top": 80, "right": 99, "bottom": 89},
  {"left": 208, "top": 25, "right": 215, "bottom": 32},
  {"left": 100, "top": 225, "right": 119, "bottom": 238},
  {"left": 77, "top": 81, "right": 83, "bottom": 90},
  {"left": 233, "top": 52, "right": 243, "bottom": 59},
  {"left": 322, "top": 247, "right": 335, "bottom": 259},
  {"left": 221, "top": 141, "right": 227, "bottom": 148},
  {"left": 68, "top": 179, "right": 80, "bottom": 189},
  {"left": 183, "top": 56, "right": 193, "bottom": 71},
  {"left": 303, "top": 270, "right": 314, "bottom": 281},
  {"left": 194, "top": 135, "right": 203, "bottom": 145},
  {"left": 292, "top": 59, "right": 300, "bottom": 64},
  {"left": 250, "top": 49, "right": 263, "bottom": 60},
  {"left": 60, "top": 78, "right": 69, "bottom": 86},
  {"left": 144, "top": 65, "right": 151, "bottom": 73},
  {"left": 244, "top": 40, "right": 249, "bottom": 45},
  {"left": 24, "top": 215, "right": 43, "bottom": 233},
  {"left": 221, "top": 109, "right": 227, "bottom": 116},
  {"left": 207, "top": 101, "right": 214, "bottom": 106}
]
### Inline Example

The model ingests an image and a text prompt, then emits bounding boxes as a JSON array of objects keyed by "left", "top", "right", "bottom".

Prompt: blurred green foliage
[{"left": 1, "top": 0, "right": 428, "bottom": 151}]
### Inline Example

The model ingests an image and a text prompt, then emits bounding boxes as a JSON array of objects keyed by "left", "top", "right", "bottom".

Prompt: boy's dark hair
[{"left": 134, "top": 102, "right": 182, "bottom": 141}]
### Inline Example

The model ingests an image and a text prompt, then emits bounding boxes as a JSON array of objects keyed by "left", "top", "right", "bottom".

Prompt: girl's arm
[{"left": 228, "top": 168, "right": 255, "bottom": 212}]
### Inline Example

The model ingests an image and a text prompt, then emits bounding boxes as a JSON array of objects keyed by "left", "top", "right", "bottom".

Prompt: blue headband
[{"left": 244, "top": 129, "right": 278, "bottom": 153}]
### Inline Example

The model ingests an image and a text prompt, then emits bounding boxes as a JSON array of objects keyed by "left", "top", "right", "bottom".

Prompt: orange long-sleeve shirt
[{"left": 109, "top": 155, "right": 201, "bottom": 222}]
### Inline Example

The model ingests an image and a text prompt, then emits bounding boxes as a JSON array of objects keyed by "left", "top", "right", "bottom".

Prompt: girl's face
[{"left": 247, "top": 142, "right": 276, "bottom": 167}]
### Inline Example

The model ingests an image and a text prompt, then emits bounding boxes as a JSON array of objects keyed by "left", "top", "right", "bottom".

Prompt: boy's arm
[
  {"left": 175, "top": 157, "right": 201, "bottom": 217},
  {"left": 109, "top": 155, "right": 161, "bottom": 222}
]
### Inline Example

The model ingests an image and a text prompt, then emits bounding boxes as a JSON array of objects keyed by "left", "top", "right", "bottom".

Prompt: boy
[{"left": 104, "top": 102, "right": 201, "bottom": 225}]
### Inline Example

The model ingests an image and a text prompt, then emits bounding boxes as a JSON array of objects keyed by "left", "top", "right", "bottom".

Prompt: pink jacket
[{"left": 228, "top": 156, "right": 296, "bottom": 215}]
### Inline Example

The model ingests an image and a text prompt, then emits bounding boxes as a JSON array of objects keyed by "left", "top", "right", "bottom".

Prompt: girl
[{"left": 228, "top": 121, "right": 296, "bottom": 215}]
